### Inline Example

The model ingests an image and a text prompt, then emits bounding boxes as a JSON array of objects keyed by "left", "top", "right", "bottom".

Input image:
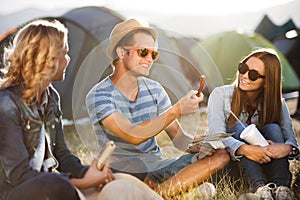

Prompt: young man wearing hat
[{"left": 86, "top": 19, "right": 230, "bottom": 198}]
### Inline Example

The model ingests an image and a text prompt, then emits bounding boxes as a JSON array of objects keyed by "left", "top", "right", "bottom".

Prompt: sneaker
[
  {"left": 255, "top": 183, "right": 276, "bottom": 200},
  {"left": 274, "top": 186, "right": 293, "bottom": 200},
  {"left": 197, "top": 182, "right": 217, "bottom": 199},
  {"left": 238, "top": 193, "right": 261, "bottom": 200}
]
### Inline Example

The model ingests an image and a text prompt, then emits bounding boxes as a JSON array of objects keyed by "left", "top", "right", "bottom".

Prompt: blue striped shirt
[{"left": 86, "top": 76, "right": 175, "bottom": 170}]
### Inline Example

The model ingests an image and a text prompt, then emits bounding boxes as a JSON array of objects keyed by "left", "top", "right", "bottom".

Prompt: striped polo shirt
[{"left": 86, "top": 76, "right": 175, "bottom": 170}]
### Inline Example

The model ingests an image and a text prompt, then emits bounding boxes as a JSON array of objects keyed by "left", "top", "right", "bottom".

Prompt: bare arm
[
  {"left": 101, "top": 90, "right": 203, "bottom": 145},
  {"left": 164, "top": 119, "right": 194, "bottom": 151}
]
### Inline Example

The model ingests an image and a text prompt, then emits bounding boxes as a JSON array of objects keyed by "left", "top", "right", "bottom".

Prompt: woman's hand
[
  {"left": 237, "top": 144, "right": 274, "bottom": 164},
  {"left": 265, "top": 141, "right": 292, "bottom": 159}
]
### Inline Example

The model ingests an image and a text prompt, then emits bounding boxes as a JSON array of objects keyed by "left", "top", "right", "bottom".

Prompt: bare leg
[{"left": 150, "top": 149, "right": 230, "bottom": 199}]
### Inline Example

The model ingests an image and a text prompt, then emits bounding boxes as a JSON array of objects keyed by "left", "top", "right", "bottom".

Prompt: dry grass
[{"left": 64, "top": 98, "right": 300, "bottom": 199}]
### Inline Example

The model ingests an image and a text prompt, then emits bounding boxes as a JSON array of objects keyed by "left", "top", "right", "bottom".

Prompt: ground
[{"left": 63, "top": 98, "right": 300, "bottom": 199}]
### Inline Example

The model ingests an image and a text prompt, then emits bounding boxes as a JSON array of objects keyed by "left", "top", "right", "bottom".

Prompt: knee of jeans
[
  {"left": 262, "top": 123, "right": 280, "bottom": 132},
  {"left": 261, "top": 123, "right": 283, "bottom": 142}
]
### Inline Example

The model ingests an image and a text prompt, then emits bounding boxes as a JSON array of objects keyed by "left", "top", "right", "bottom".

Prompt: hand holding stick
[
  {"left": 197, "top": 75, "right": 206, "bottom": 97},
  {"left": 96, "top": 141, "right": 116, "bottom": 171}
]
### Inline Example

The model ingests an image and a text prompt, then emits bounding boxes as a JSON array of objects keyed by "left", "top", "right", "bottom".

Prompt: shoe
[
  {"left": 274, "top": 186, "right": 293, "bottom": 200},
  {"left": 255, "top": 183, "right": 276, "bottom": 200},
  {"left": 197, "top": 182, "right": 217, "bottom": 199},
  {"left": 238, "top": 193, "right": 261, "bottom": 200}
]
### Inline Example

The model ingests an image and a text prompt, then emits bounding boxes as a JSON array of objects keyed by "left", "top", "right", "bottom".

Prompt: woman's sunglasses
[
  {"left": 238, "top": 62, "right": 265, "bottom": 81},
  {"left": 122, "top": 46, "right": 160, "bottom": 61}
]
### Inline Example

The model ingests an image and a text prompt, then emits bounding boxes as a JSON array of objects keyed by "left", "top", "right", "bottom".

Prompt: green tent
[{"left": 192, "top": 30, "right": 300, "bottom": 92}]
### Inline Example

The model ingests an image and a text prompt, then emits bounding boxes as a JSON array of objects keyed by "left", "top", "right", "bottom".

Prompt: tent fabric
[
  {"left": 0, "top": 7, "right": 195, "bottom": 119},
  {"left": 196, "top": 30, "right": 300, "bottom": 92},
  {"left": 2, "top": 9, "right": 299, "bottom": 119},
  {"left": 255, "top": 15, "right": 297, "bottom": 42},
  {"left": 150, "top": 27, "right": 192, "bottom": 102},
  {"left": 52, "top": 7, "right": 125, "bottom": 119},
  {"left": 172, "top": 36, "right": 224, "bottom": 93},
  {"left": 0, "top": 7, "right": 125, "bottom": 119},
  {"left": 273, "top": 30, "right": 300, "bottom": 78},
  {"left": 62, "top": 6, "right": 124, "bottom": 42}
]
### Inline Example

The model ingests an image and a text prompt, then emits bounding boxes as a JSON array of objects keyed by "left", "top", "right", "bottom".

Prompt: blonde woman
[{"left": 0, "top": 19, "right": 116, "bottom": 200}]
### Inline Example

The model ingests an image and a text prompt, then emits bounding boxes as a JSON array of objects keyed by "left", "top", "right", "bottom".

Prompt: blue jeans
[
  {"left": 229, "top": 123, "right": 291, "bottom": 191},
  {"left": 147, "top": 154, "right": 194, "bottom": 183},
  {"left": 4, "top": 173, "right": 80, "bottom": 200},
  {"left": 110, "top": 154, "right": 194, "bottom": 182}
]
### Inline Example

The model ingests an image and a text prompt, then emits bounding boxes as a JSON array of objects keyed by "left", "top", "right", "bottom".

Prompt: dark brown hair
[{"left": 229, "top": 48, "right": 282, "bottom": 128}]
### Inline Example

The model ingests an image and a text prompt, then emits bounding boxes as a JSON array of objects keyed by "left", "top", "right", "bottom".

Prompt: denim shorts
[{"left": 146, "top": 154, "right": 194, "bottom": 183}]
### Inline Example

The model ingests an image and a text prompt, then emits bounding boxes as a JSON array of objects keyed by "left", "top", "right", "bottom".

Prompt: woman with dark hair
[{"left": 206, "top": 48, "right": 298, "bottom": 200}]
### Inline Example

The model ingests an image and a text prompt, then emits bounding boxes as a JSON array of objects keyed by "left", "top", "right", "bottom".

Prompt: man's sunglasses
[
  {"left": 122, "top": 46, "right": 160, "bottom": 61},
  {"left": 238, "top": 62, "right": 265, "bottom": 81}
]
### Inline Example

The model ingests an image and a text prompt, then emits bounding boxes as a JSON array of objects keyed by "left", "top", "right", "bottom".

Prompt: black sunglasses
[
  {"left": 122, "top": 46, "right": 160, "bottom": 61},
  {"left": 238, "top": 63, "right": 265, "bottom": 81}
]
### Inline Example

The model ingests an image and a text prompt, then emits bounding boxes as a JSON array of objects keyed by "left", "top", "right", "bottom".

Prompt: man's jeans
[{"left": 229, "top": 123, "right": 291, "bottom": 191}]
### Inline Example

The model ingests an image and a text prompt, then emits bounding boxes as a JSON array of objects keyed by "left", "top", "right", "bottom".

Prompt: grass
[{"left": 64, "top": 98, "right": 300, "bottom": 199}]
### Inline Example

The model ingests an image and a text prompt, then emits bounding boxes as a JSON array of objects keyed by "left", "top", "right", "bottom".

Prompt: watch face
[{"left": 289, "top": 147, "right": 299, "bottom": 159}]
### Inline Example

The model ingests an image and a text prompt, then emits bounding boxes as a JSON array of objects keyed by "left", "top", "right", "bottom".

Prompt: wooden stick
[
  {"left": 96, "top": 141, "right": 116, "bottom": 170},
  {"left": 197, "top": 75, "right": 206, "bottom": 96}
]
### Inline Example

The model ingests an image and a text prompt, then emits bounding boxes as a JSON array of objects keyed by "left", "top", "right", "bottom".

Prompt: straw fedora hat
[{"left": 107, "top": 19, "right": 158, "bottom": 59}]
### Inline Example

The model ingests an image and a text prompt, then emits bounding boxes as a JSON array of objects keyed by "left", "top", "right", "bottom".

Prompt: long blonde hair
[
  {"left": 1, "top": 19, "right": 68, "bottom": 104},
  {"left": 229, "top": 48, "right": 282, "bottom": 128}
]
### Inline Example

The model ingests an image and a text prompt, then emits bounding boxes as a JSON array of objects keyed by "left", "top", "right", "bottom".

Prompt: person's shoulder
[
  {"left": 0, "top": 85, "right": 23, "bottom": 99},
  {"left": 0, "top": 87, "right": 13, "bottom": 101},
  {"left": 140, "top": 77, "right": 162, "bottom": 89},
  {"left": 88, "top": 77, "right": 109, "bottom": 92},
  {"left": 86, "top": 77, "right": 113, "bottom": 99},
  {"left": 210, "top": 84, "right": 235, "bottom": 96},
  {"left": 212, "top": 84, "right": 234, "bottom": 92},
  {"left": 0, "top": 87, "right": 20, "bottom": 112}
]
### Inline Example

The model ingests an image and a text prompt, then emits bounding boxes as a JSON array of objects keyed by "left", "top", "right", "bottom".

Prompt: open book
[{"left": 189, "top": 133, "right": 234, "bottom": 149}]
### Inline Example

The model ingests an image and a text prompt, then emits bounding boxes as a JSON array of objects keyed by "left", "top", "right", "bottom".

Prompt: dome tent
[
  {"left": 0, "top": 6, "right": 124, "bottom": 119},
  {"left": 53, "top": 6, "right": 124, "bottom": 119},
  {"left": 0, "top": 6, "right": 195, "bottom": 119},
  {"left": 196, "top": 30, "right": 300, "bottom": 93}
]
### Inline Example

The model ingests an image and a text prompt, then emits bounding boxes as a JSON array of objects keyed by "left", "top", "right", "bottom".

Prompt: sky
[
  {"left": 1, "top": 0, "right": 299, "bottom": 38},
  {"left": 1, "top": 0, "right": 295, "bottom": 15}
]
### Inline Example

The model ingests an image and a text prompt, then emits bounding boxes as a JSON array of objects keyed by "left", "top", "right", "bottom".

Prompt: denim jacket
[
  {"left": 0, "top": 85, "right": 88, "bottom": 198},
  {"left": 206, "top": 84, "right": 299, "bottom": 160}
]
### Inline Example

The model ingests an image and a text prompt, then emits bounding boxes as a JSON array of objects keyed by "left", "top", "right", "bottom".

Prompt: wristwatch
[{"left": 288, "top": 146, "right": 299, "bottom": 159}]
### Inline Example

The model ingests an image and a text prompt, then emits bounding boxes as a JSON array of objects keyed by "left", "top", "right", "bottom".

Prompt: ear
[{"left": 116, "top": 47, "right": 125, "bottom": 59}]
